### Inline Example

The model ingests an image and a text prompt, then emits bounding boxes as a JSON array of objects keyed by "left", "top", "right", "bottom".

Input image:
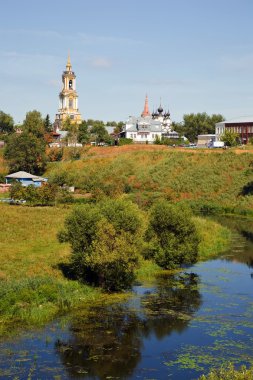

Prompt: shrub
[
  {"left": 47, "top": 147, "right": 63, "bottom": 162},
  {"left": 10, "top": 183, "right": 73, "bottom": 206},
  {"left": 58, "top": 199, "right": 143, "bottom": 291},
  {"left": 145, "top": 200, "right": 200, "bottom": 268},
  {"left": 118, "top": 138, "right": 133, "bottom": 146},
  {"left": 198, "top": 363, "right": 253, "bottom": 379}
]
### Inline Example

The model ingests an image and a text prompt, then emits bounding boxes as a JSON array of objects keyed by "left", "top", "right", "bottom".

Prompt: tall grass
[
  {"left": 194, "top": 217, "right": 232, "bottom": 261},
  {"left": 46, "top": 148, "right": 253, "bottom": 212}
]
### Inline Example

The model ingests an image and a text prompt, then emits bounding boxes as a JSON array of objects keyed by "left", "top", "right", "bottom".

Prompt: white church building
[{"left": 122, "top": 96, "right": 179, "bottom": 144}]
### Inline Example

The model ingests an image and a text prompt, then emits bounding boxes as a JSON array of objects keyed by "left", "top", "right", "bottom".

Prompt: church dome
[{"left": 158, "top": 105, "right": 163, "bottom": 113}]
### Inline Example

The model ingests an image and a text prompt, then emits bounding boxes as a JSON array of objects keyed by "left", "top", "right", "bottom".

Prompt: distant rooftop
[
  {"left": 5, "top": 171, "right": 47, "bottom": 181},
  {"left": 216, "top": 116, "right": 253, "bottom": 126}
]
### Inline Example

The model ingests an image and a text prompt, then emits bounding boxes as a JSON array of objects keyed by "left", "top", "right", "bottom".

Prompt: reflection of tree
[
  {"left": 55, "top": 304, "right": 142, "bottom": 379},
  {"left": 216, "top": 216, "right": 253, "bottom": 269},
  {"left": 55, "top": 272, "right": 201, "bottom": 379},
  {"left": 141, "top": 272, "right": 202, "bottom": 340}
]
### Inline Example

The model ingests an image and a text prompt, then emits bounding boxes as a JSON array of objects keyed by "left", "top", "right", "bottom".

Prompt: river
[{"left": 1, "top": 216, "right": 253, "bottom": 379}]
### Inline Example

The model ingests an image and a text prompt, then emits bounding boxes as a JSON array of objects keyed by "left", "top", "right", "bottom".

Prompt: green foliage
[
  {"left": 44, "top": 114, "right": 53, "bottom": 133},
  {"left": 10, "top": 183, "right": 73, "bottom": 206},
  {"left": 198, "top": 363, "right": 253, "bottom": 380},
  {"left": 47, "top": 147, "right": 63, "bottom": 162},
  {"left": 221, "top": 129, "right": 240, "bottom": 147},
  {"left": 45, "top": 148, "right": 253, "bottom": 214},
  {"left": 145, "top": 201, "right": 200, "bottom": 268},
  {"left": 194, "top": 216, "right": 232, "bottom": 261},
  {"left": 174, "top": 113, "right": 224, "bottom": 142},
  {"left": 0, "top": 110, "right": 14, "bottom": 134},
  {"left": 0, "top": 276, "right": 99, "bottom": 327},
  {"left": 90, "top": 123, "right": 111, "bottom": 144},
  {"left": 154, "top": 136, "right": 186, "bottom": 146},
  {"left": 118, "top": 137, "right": 133, "bottom": 146},
  {"left": 10, "top": 181, "right": 25, "bottom": 200},
  {"left": 22, "top": 110, "right": 45, "bottom": 138},
  {"left": 4, "top": 132, "right": 47, "bottom": 175},
  {"left": 78, "top": 120, "right": 90, "bottom": 144},
  {"left": 48, "top": 169, "right": 75, "bottom": 186},
  {"left": 58, "top": 199, "right": 143, "bottom": 291}
]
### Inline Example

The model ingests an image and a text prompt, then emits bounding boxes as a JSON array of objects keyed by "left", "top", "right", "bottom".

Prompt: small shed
[{"left": 5, "top": 171, "right": 48, "bottom": 187}]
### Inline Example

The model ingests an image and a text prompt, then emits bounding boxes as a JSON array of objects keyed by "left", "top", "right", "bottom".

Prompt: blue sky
[{"left": 1, "top": 0, "right": 253, "bottom": 123}]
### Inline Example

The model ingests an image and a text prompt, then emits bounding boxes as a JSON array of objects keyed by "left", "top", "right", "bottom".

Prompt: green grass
[
  {"left": 194, "top": 217, "right": 232, "bottom": 261},
  {"left": 0, "top": 277, "right": 100, "bottom": 335},
  {"left": 46, "top": 148, "right": 253, "bottom": 213},
  {"left": 0, "top": 191, "right": 232, "bottom": 333},
  {"left": 135, "top": 259, "right": 163, "bottom": 282},
  {"left": 0, "top": 203, "right": 103, "bottom": 334}
]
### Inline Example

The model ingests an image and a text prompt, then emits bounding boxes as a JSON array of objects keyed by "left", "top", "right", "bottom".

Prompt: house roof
[
  {"left": 5, "top": 171, "right": 47, "bottom": 181},
  {"left": 216, "top": 116, "right": 253, "bottom": 126}
]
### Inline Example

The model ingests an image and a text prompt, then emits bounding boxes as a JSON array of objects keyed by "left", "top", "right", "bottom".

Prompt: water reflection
[
  {"left": 216, "top": 216, "right": 253, "bottom": 269},
  {"left": 55, "top": 272, "right": 201, "bottom": 379}
]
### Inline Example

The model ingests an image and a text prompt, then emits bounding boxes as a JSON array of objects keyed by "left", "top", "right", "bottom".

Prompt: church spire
[
  {"left": 141, "top": 94, "right": 150, "bottom": 117},
  {"left": 66, "top": 53, "right": 72, "bottom": 71}
]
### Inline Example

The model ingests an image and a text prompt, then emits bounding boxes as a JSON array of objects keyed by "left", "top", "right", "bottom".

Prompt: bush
[
  {"left": 198, "top": 363, "right": 253, "bottom": 379},
  {"left": 58, "top": 199, "right": 144, "bottom": 291},
  {"left": 47, "top": 147, "right": 63, "bottom": 162},
  {"left": 118, "top": 138, "right": 133, "bottom": 146},
  {"left": 10, "top": 183, "right": 73, "bottom": 206},
  {"left": 145, "top": 200, "right": 200, "bottom": 268}
]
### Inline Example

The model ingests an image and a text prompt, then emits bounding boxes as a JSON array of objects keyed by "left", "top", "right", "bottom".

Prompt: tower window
[
  {"left": 69, "top": 99, "right": 73, "bottom": 108},
  {"left": 69, "top": 80, "right": 72, "bottom": 89}
]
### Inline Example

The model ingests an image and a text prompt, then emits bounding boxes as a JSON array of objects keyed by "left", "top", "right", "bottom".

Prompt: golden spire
[{"left": 66, "top": 53, "right": 72, "bottom": 71}]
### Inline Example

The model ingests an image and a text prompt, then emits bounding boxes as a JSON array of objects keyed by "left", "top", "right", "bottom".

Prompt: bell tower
[{"left": 54, "top": 55, "right": 82, "bottom": 129}]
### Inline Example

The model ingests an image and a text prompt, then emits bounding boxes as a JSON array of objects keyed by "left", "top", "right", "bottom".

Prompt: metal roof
[
  {"left": 5, "top": 171, "right": 47, "bottom": 181},
  {"left": 216, "top": 116, "right": 253, "bottom": 126}
]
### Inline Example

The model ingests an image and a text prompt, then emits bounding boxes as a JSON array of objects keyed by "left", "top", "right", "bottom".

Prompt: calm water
[{"left": 1, "top": 217, "right": 253, "bottom": 379}]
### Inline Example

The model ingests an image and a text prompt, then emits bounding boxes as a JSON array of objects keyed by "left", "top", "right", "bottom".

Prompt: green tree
[
  {"left": 221, "top": 129, "right": 239, "bottom": 147},
  {"left": 58, "top": 199, "right": 143, "bottom": 290},
  {"left": 87, "top": 219, "right": 140, "bottom": 291},
  {"left": 174, "top": 113, "right": 224, "bottom": 142},
  {"left": 90, "top": 124, "right": 110, "bottom": 144},
  {"left": 4, "top": 132, "right": 47, "bottom": 175},
  {"left": 44, "top": 114, "right": 53, "bottom": 133},
  {"left": 78, "top": 120, "right": 90, "bottom": 144},
  {"left": 0, "top": 111, "right": 14, "bottom": 135},
  {"left": 22, "top": 110, "right": 45, "bottom": 138},
  {"left": 145, "top": 201, "right": 200, "bottom": 269}
]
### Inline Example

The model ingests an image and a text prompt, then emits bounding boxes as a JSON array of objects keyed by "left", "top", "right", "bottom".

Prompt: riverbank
[{"left": 0, "top": 203, "right": 232, "bottom": 336}]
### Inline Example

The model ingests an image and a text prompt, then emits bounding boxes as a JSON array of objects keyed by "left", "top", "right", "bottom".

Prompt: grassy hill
[{"left": 46, "top": 146, "right": 253, "bottom": 213}]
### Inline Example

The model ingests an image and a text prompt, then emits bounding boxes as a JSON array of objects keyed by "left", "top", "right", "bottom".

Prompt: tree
[
  {"left": 0, "top": 111, "right": 14, "bottom": 135},
  {"left": 22, "top": 110, "right": 45, "bottom": 138},
  {"left": 145, "top": 201, "right": 200, "bottom": 269},
  {"left": 90, "top": 123, "right": 111, "bottom": 144},
  {"left": 78, "top": 120, "right": 90, "bottom": 144},
  {"left": 4, "top": 132, "right": 47, "bottom": 175},
  {"left": 58, "top": 199, "right": 143, "bottom": 291},
  {"left": 220, "top": 129, "right": 239, "bottom": 147},
  {"left": 44, "top": 114, "right": 53, "bottom": 133},
  {"left": 173, "top": 113, "right": 224, "bottom": 142}
]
